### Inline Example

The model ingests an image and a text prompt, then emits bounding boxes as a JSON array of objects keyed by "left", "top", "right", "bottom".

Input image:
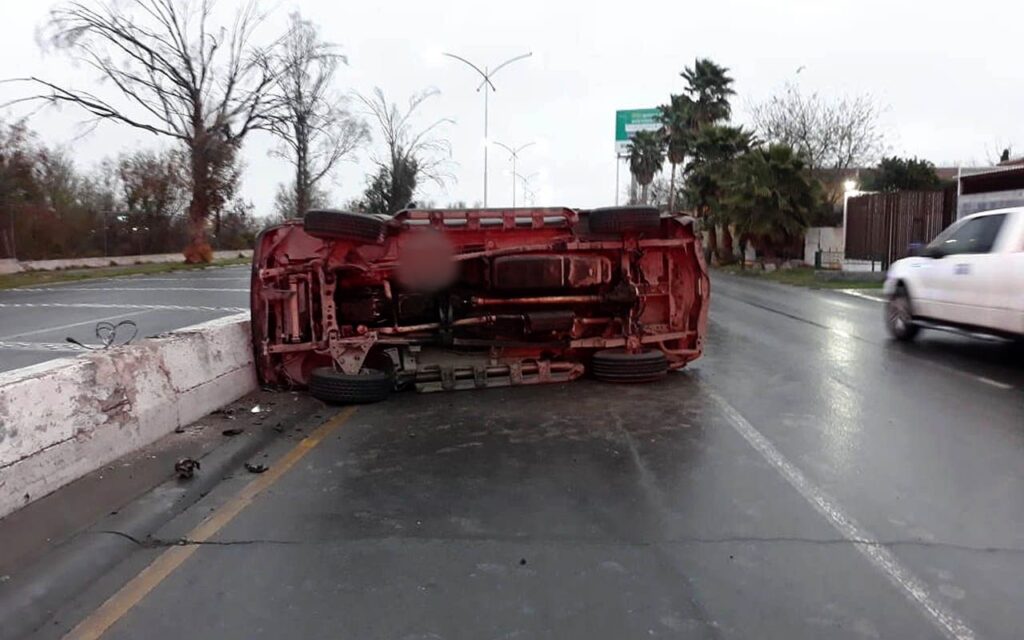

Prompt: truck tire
[
  {"left": 591, "top": 348, "right": 669, "bottom": 383},
  {"left": 886, "top": 288, "right": 920, "bottom": 342},
  {"left": 587, "top": 207, "right": 661, "bottom": 234},
  {"left": 304, "top": 210, "right": 387, "bottom": 243},
  {"left": 309, "top": 367, "right": 392, "bottom": 404}
]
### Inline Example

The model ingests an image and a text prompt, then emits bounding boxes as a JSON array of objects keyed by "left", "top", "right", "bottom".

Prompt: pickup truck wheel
[
  {"left": 591, "top": 348, "right": 669, "bottom": 383},
  {"left": 587, "top": 207, "right": 661, "bottom": 234},
  {"left": 886, "top": 290, "right": 920, "bottom": 341},
  {"left": 303, "top": 210, "right": 387, "bottom": 243},
  {"left": 309, "top": 367, "right": 392, "bottom": 404}
]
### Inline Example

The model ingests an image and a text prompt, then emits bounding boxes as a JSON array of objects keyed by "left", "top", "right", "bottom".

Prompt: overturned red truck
[{"left": 251, "top": 206, "right": 710, "bottom": 404}]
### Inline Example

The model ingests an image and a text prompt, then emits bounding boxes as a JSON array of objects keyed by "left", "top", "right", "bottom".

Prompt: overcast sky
[{"left": 1, "top": 0, "right": 1021, "bottom": 216}]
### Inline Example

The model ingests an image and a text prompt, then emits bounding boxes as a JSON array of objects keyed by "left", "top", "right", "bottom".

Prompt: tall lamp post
[
  {"left": 514, "top": 171, "right": 538, "bottom": 205},
  {"left": 443, "top": 52, "right": 532, "bottom": 207},
  {"left": 491, "top": 141, "right": 534, "bottom": 207}
]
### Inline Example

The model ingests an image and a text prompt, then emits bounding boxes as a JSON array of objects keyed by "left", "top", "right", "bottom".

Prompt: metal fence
[{"left": 845, "top": 188, "right": 957, "bottom": 268}]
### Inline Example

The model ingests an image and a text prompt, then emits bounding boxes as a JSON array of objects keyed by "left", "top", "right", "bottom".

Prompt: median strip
[{"left": 0, "top": 302, "right": 247, "bottom": 313}]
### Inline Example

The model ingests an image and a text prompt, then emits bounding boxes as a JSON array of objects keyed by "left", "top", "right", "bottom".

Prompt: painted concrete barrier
[
  {"left": 0, "top": 250, "right": 252, "bottom": 275},
  {"left": 0, "top": 313, "right": 256, "bottom": 519}
]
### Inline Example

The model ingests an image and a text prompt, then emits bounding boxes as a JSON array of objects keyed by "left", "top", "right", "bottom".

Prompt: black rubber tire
[
  {"left": 886, "top": 288, "right": 920, "bottom": 342},
  {"left": 591, "top": 348, "right": 669, "bottom": 383},
  {"left": 309, "top": 367, "right": 392, "bottom": 404},
  {"left": 587, "top": 206, "right": 661, "bottom": 234},
  {"left": 303, "top": 210, "right": 387, "bottom": 243}
]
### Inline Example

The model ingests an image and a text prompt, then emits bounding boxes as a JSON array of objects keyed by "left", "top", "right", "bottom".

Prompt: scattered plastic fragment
[{"left": 174, "top": 458, "right": 200, "bottom": 479}]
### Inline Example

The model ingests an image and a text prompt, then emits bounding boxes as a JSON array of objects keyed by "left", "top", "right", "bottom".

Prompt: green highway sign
[{"left": 615, "top": 108, "right": 661, "bottom": 154}]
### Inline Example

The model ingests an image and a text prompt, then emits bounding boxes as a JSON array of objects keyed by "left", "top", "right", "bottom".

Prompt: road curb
[{"left": 0, "top": 397, "right": 322, "bottom": 640}]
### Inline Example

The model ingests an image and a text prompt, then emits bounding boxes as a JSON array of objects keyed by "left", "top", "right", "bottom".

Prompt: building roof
[{"left": 959, "top": 165, "right": 1024, "bottom": 195}]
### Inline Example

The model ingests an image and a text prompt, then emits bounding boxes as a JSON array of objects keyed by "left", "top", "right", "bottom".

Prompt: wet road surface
[
  {"left": 0, "top": 266, "right": 249, "bottom": 373},
  {"left": 20, "top": 273, "right": 1024, "bottom": 639}
]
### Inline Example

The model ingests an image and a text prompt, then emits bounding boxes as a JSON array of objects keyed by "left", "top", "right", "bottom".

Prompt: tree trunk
[
  {"left": 641, "top": 183, "right": 649, "bottom": 205},
  {"left": 706, "top": 222, "right": 719, "bottom": 264},
  {"left": 295, "top": 120, "right": 310, "bottom": 217},
  {"left": 721, "top": 225, "right": 735, "bottom": 263},
  {"left": 668, "top": 163, "right": 676, "bottom": 212},
  {"left": 183, "top": 134, "right": 213, "bottom": 264}
]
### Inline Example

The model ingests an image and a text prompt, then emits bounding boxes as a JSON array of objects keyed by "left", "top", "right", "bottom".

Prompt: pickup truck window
[{"left": 936, "top": 214, "right": 1006, "bottom": 255}]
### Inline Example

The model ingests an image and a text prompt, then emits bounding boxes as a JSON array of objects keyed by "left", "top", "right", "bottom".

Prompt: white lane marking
[
  {"left": 112, "top": 275, "right": 248, "bottom": 280},
  {"left": 0, "top": 309, "right": 154, "bottom": 341},
  {"left": 837, "top": 289, "right": 887, "bottom": 303},
  {"left": 0, "top": 302, "right": 246, "bottom": 313},
  {"left": 706, "top": 388, "right": 976, "bottom": 640},
  {"left": 8, "top": 287, "right": 248, "bottom": 293},
  {"left": 20, "top": 274, "right": 249, "bottom": 288},
  {"left": 976, "top": 376, "right": 1013, "bottom": 390},
  {"left": 0, "top": 340, "right": 85, "bottom": 352}
]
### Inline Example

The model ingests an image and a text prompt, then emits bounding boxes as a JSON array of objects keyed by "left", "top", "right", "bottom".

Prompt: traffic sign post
[
  {"left": 615, "top": 108, "right": 661, "bottom": 204},
  {"left": 615, "top": 108, "right": 661, "bottom": 155}
]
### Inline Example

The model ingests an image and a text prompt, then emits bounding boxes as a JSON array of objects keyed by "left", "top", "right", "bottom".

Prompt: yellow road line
[{"left": 65, "top": 406, "right": 358, "bottom": 640}]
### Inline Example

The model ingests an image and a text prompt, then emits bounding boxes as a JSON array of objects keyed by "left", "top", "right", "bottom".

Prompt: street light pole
[
  {"left": 492, "top": 141, "right": 535, "bottom": 207},
  {"left": 443, "top": 52, "right": 532, "bottom": 207},
  {"left": 513, "top": 171, "right": 538, "bottom": 206}
]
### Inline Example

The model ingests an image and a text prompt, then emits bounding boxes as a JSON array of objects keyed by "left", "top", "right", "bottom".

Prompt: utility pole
[{"left": 443, "top": 52, "right": 532, "bottom": 207}]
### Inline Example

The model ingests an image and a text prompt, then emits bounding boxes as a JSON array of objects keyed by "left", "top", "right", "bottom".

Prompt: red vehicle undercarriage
[{"left": 251, "top": 206, "right": 710, "bottom": 404}]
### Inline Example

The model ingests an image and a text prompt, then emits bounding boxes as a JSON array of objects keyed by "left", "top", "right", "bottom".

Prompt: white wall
[
  {"left": 804, "top": 227, "right": 845, "bottom": 267},
  {"left": 958, "top": 190, "right": 1024, "bottom": 218}
]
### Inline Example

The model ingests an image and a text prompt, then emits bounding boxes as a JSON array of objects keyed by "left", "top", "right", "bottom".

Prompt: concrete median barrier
[
  {"left": 0, "top": 250, "right": 252, "bottom": 274},
  {"left": 0, "top": 313, "right": 256, "bottom": 519}
]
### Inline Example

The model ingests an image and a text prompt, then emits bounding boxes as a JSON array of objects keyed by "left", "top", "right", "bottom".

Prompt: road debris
[
  {"left": 173, "top": 426, "right": 185, "bottom": 434},
  {"left": 222, "top": 427, "right": 245, "bottom": 437},
  {"left": 244, "top": 462, "right": 268, "bottom": 474},
  {"left": 65, "top": 320, "right": 138, "bottom": 350},
  {"left": 250, "top": 405, "right": 264, "bottom": 414},
  {"left": 174, "top": 458, "right": 200, "bottom": 479}
]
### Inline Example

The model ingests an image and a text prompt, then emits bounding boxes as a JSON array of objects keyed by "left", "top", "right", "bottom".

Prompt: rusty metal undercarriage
[{"left": 251, "top": 207, "right": 709, "bottom": 399}]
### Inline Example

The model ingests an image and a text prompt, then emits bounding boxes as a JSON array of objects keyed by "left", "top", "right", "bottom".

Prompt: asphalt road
[
  {"left": 0, "top": 266, "right": 250, "bottom": 373},
  {"left": 17, "top": 273, "right": 1024, "bottom": 639}
]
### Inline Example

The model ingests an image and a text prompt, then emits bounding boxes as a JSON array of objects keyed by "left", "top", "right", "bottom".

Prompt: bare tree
[
  {"left": 357, "top": 88, "right": 452, "bottom": 215},
  {"left": 272, "top": 180, "right": 328, "bottom": 221},
  {"left": 750, "top": 83, "right": 884, "bottom": 206},
  {"left": 267, "top": 13, "right": 367, "bottom": 218},
  {"left": 6, "top": 0, "right": 278, "bottom": 262}
]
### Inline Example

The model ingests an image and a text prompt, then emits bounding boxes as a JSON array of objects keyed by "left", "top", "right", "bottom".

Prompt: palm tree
[
  {"left": 626, "top": 130, "right": 665, "bottom": 204},
  {"left": 683, "top": 125, "right": 753, "bottom": 262},
  {"left": 724, "top": 143, "right": 822, "bottom": 268},
  {"left": 681, "top": 58, "right": 735, "bottom": 126},
  {"left": 675, "top": 58, "right": 737, "bottom": 258},
  {"left": 658, "top": 93, "right": 694, "bottom": 211}
]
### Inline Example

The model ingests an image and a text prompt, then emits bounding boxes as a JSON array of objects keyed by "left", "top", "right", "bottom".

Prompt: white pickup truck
[{"left": 884, "top": 207, "right": 1024, "bottom": 341}]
